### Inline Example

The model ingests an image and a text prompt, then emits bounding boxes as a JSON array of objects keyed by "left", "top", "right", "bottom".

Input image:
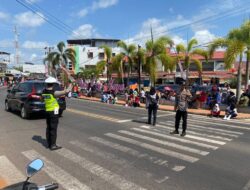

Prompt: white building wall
[
  {"left": 23, "top": 64, "right": 46, "bottom": 73},
  {"left": 78, "top": 46, "right": 121, "bottom": 68}
]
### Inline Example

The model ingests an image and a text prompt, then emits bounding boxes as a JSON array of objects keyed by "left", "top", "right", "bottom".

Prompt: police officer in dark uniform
[
  {"left": 42, "top": 77, "right": 72, "bottom": 151},
  {"left": 170, "top": 80, "right": 192, "bottom": 137}
]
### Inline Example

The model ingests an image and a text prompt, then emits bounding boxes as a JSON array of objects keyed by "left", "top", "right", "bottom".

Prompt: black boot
[
  {"left": 50, "top": 144, "right": 62, "bottom": 151},
  {"left": 170, "top": 130, "right": 179, "bottom": 135}
]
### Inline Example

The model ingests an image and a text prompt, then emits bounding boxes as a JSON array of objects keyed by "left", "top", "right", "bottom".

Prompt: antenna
[{"left": 14, "top": 26, "right": 19, "bottom": 64}]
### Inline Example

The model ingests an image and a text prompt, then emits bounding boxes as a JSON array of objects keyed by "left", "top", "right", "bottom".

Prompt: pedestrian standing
[
  {"left": 42, "top": 77, "right": 72, "bottom": 151},
  {"left": 146, "top": 87, "right": 159, "bottom": 126},
  {"left": 170, "top": 81, "right": 192, "bottom": 137}
]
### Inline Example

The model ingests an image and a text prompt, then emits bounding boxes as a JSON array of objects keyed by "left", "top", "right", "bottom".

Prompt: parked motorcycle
[{"left": 2, "top": 159, "right": 58, "bottom": 190}]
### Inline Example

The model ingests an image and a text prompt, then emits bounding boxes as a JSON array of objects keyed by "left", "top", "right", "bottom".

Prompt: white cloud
[
  {"left": 77, "top": 0, "right": 119, "bottom": 17},
  {"left": 0, "top": 12, "right": 9, "bottom": 21},
  {"left": 126, "top": 17, "right": 218, "bottom": 50},
  {"left": 78, "top": 8, "right": 88, "bottom": 17},
  {"left": 192, "top": 30, "right": 217, "bottom": 45},
  {"left": 14, "top": 11, "right": 45, "bottom": 27},
  {"left": 126, "top": 17, "right": 191, "bottom": 45},
  {"left": 172, "top": 35, "right": 186, "bottom": 46},
  {"left": 176, "top": 14, "right": 183, "bottom": 20},
  {"left": 0, "top": 39, "right": 13, "bottom": 47},
  {"left": 70, "top": 24, "right": 99, "bottom": 39},
  {"left": 92, "top": 0, "right": 118, "bottom": 10},
  {"left": 22, "top": 41, "right": 49, "bottom": 49},
  {"left": 169, "top": 7, "right": 174, "bottom": 13},
  {"left": 30, "top": 53, "right": 37, "bottom": 61},
  {"left": 25, "top": 0, "right": 41, "bottom": 4}
]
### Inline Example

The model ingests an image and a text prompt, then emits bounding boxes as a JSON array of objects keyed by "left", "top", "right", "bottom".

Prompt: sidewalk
[{"left": 78, "top": 95, "right": 250, "bottom": 119}]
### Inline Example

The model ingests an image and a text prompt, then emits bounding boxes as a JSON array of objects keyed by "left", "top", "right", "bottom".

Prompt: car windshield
[{"left": 23, "top": 82, "right": 62, "bottom": 94}]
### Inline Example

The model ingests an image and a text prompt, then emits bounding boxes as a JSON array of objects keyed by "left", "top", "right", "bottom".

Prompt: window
[
  {"left": 99, "top": 52, "right": 105, "bottom": 60},
  {"left": 88, "top": 52, "right": 93, "bottom": 59},
  {"left": 68, "top": 62, "right": 73, "bottom": 71},
  {"left": 112, "top": 53, "right": 116, "bottom": 57}
]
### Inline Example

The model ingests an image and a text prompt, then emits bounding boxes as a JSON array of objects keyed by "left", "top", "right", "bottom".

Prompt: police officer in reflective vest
[{"left": 42, "top": 77, "right": 72, "bottom": 151}]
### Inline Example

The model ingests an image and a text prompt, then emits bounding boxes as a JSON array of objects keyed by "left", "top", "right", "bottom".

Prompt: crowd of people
[{"left": 67, "top": 78, "right": 250, "bottom": 121}]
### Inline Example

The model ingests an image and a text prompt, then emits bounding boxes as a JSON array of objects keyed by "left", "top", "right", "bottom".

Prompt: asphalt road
[{"left": 0, "top": 88, "right": 250, "bottom": 190}]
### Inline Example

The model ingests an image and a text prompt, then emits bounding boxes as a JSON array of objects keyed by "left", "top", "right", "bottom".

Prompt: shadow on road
[
  {"left": 7, "top": 110, "right": 46, "bottom": 120},
  {"left": 132, "top": 119, "right": 148, "bottom": 124},
  {"left": 32, "top": 135, "right": 47, "bottom": 148}
]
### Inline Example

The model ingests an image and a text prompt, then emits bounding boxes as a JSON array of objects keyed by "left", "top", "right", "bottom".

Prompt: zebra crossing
[{"left": 0, "top": 116, "right": 247, "bottom": 190}]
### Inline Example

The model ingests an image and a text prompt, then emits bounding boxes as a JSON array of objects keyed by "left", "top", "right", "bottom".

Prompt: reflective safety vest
[{"left": 42, "top": 93, "right": 59, "bottom": 112}]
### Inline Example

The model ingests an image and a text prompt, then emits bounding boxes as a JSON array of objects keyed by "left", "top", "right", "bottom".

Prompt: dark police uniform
[{"left": 42, "top": 88, "right": 60, "bottom": 149}]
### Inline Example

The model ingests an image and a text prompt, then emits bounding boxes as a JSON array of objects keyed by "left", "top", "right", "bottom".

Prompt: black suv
[{"left": 5, "top": 80, "right": 66, "bottom": 119}]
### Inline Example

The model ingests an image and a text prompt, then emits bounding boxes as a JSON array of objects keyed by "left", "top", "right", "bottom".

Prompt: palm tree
[
  {"left": 145, "top": 36, "right": 174, "bottom": 86},
  {"left": 209, "top": 28, "right": 245, "bottom": 102},
  {"left": 78, "top": 67, "right": 98, "bottom": 79},
  {"left": 175, "top": 39, "right": 209, "bottom": 84},
  {"left": 96, "top": 45, "right": 112, "bottom": 82},
  {"left": 117, "top": 41, "right": 137, "bottom": 87},
  {"left": 110, "top": 53, "right": 125, "bottom": 84},
  {"left": 44, "top": 41, "right": 76, "bottom": 78},
  {"left": 132, "top": 45, "right": 146, "bottom": 91}
]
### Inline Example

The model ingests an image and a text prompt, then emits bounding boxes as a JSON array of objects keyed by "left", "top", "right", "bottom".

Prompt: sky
[{"left": 1, "top": 0, "right": 250, "bottom": 65}]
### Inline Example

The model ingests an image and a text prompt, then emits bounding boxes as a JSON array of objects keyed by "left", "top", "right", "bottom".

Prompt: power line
[
  {"left": 15, "top": 0, "right": 71, "bottom": 35},
  {"left": 16, "top": 0, "right": 89, "bottom": 39},
  {"left": 127, "top": 2, "right": 250, "bottom": 43}
]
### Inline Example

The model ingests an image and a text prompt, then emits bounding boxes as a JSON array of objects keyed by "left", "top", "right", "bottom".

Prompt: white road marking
[
  {"left": 185, "top": 134, "right": 226, "bottom": 145},
  {"left": 242, "top": 179, "right": 250, "bottom": 190},
  {"left": 117, "top": 119, "right": 133, "bottom": 123},
  {"left": 56, "top": 148, "right": 147, "bottom": 190},
  {"left": 118, "top": 130, "right": 209, "bottom": 156},
  {"left": 155, "top": 124, "right": 232, "bottom": 141},
  {"left": 117, "top": 113, "right": 174, "bottom": 123},
  {"left": 70, "top": 140, "right": 167, "bottom": 183},
  {"left": 137, "top": 126, "right": 218, "bottom": 150},
  {"left": 105, "top": 133, "right": 199, "bottom": 163},
  {"left": 163, "top": 121, "right": 242, "bottom": 136},
  {"left": 22, "top": 150, "right": 91, "bottom": 190},
  {"left": 154, "top": 176, "right": 169, "bottom": 183},
  {"left": 89, "top": 136, "right": 173, "bottom": 168},
  {"left": 172, "top": 166, "right": 186, "bottom": 172},
  {"left": 189, "top": 114, "right": 249, "bottom": 125},
  {"left": 0, "top": 156, "right": 24, "bottom": 184},
  {"left": 188, "top": 118, "right": 250, "bottom": 131}
]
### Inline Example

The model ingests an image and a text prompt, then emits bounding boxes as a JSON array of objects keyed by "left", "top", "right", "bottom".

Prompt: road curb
[{"left": 75, "top": 96, "right": 250, "bottom": 120}]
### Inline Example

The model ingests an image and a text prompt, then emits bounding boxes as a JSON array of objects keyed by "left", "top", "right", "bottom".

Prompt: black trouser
[
  {"left": 175, "top": 110, "right": 187, "bottom": 132},
  {"left": 46, "top": 112, "right": 59, "bottom": 147},
  {"left": 148, "top": 104, "right": 158, "bottom": 125}
]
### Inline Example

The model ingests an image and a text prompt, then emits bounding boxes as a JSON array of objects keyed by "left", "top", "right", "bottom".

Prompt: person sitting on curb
[
  {"left": 223, "top": 104, "right": 238, "bottom": 120},
  {"left": 211, "top": 103, "right": 220, "bottom": 117},
  {"left": 238, "top": 93, "right": 250, "bottom": 107}
]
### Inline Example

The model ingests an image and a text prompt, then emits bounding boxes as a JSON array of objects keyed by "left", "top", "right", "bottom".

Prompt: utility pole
[
  {"left": 150, "top": 25, "right": 154, "bottom": 43},
  {"left": 14, "top": 26, "right": 19, "bottom": 65},
  {"left": 138, "top": 45, "right": 141, "bottom": 93},
  {"left": 150, "top": 25, "right": 155, "bottom": 87},
  {"left": 44, "top": 46, "right": 54, "bottom": 75}
]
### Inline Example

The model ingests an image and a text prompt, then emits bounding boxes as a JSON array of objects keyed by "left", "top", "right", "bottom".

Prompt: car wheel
[
  {"left": 5, "top": 101, "right": 11, "bottom": 112},
  {"left": 21, "top": 106, "right": 29, "bottom": 119}
]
